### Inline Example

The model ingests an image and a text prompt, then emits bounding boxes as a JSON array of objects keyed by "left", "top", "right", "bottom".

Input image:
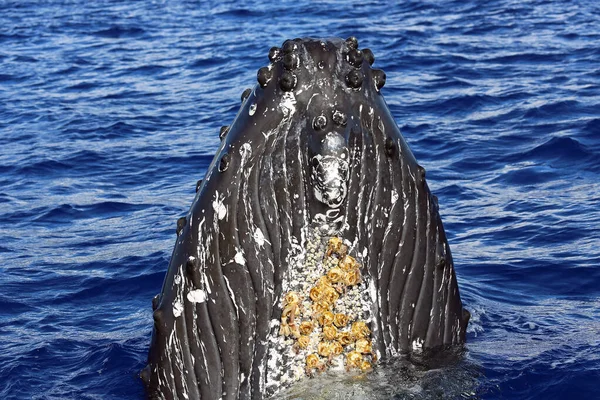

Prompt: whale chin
[{"left": 143, "top": 36, "right": 469, "bottom": 400}]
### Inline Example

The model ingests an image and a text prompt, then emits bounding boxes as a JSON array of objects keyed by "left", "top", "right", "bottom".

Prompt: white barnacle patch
[
  {"left": 391, "top": 188, "right": 399, "bottom": 205},
  {"left": 279, "top": 92, "right": 296, "bottom": 118},
  {"left": 411, "top": 338, "right": 424, "bottom": 352},
  {"left": 187, "top": 289, "right": 207, "bottom": 304},
  {"left": 249, "top": 102, "right": 257, "bottom": 116},
  {"left": 212, "top": 191, "right": 227, "bottom": 220},
  {"left": 269, "top": 318, "right": 280, "bottom": 329},
  {"left": 234, "top": 250, "right": 245, "bottom": 266},
  {"left": 173, "top": 300, "right": 183, "bottom": 318},
  {"left": 253, "top": 227, "right": 265, "bottom": 247},
  {"left": 239, "top": 142, "right": 252, "bottom": 163}
]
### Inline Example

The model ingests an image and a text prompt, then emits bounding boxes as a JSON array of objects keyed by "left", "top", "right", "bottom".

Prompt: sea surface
[{"left": 1, "top": 0, "right": 599, "bottom": 399}]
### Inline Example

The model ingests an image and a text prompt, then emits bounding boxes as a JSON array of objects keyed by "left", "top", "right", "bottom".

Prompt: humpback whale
[{"left": 142, "top": 37, "right": 470, "bottom": 400}]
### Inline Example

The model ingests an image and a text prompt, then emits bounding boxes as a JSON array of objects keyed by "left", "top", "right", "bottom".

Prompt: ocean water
[{"left": 1, "top": 0, "right": 599, "bottom": 399}]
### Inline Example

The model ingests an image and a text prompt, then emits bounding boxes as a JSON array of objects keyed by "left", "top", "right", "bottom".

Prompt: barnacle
[
  {"left": 331, "top": 341, "right": 343, "bottom": 356},
  {"left": 351, "top": 321, "right": 371, "bottom": 339},
  {"left": 306, "top": 354, "right": 320, "bottom": 369},
  {"left": 317, "top": 310, "right": 334, "bottom": 326},
  {"left": 282, "top": 291, "right": 301, "bottom": 325},
  {"left": 299, "top": 320, "right": 314, "bottom": 335},
  {"left": 315, "top": 276, "right": 332, "bottom": 289},
  {"left": 333, "top": 282, "right": 346, "bottom": 294},
  {"left": 343, "top": 268, "right": 361, "bottom": 286},
  {"left": 284, "top": 291, "right": 300, "bottom": 305},
  {"left": 326, "top": 237, "right": 348, "bottom": 258},
  {"left": 309, "top": 286, "right": 323, "bottom": 302},
  {"left": 359, "top": 360, "right": 372, "bottom": 372},
  {"left": 346, "top": 351, "right": 363, "bottom": 369},
  {"left": 338, "top": 331, "right": 354, "bottom": 345},
  {"left": 296, "top": 335, "right": 310, "bottom": 349},
  {"left": 327, "top": 267, "right": 344, "bottom": 283},
  {"left": 333, "top": 313, "right": 349, "bottom": 328},
  {"left": 280, "top": 292, "right": 304, "bottom": 338},
  {"left": 322, "top": 286, "right": 340, "bottom": 304},
  {"left": 355, "top": 338, "right": 372, "bottom": 354},
  {"left": 291, "top": 325, "right": 301, "bottom": 338},
  {"left": 313, "top": 301, "right": 332, "bottom": 316},
  {"left": 282, "top": 302, "right": 298, "bottom": 321},
  {"left": 339, "top": 255, "right": 358, "bottom": 271},
  {"left": 280, "top": 321, "right": 292, "bottom": 337},
  {"left": 317, "top": 341, "right": 333, "bottom": 357},
  {"left": 322, "top": 325, "right": 338, "bottom": 341}
]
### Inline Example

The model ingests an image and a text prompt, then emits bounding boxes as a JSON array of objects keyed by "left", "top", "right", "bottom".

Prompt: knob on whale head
[{"left": 239, "top": 37, "right": 391, "bottom": 227}]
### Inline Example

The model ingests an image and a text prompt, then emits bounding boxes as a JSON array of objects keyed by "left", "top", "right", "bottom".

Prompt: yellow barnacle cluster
[
  {"left": 296, "top": 335, "right": 310, "bottom": 349},
  {"left": 281, "top": 236, "right": 376, "bottom": 375},
  {"left": 323, "top": 325, "right": 338, "bottom": 340},
  {"left": 280, "top": 291, "right": 301, "bottom": 338},
  {"left": 299, "top": 321, "right": 314, "bottom": 335},
  {"left": 325, "top": 237, "right": 347, "bottom": 258}
]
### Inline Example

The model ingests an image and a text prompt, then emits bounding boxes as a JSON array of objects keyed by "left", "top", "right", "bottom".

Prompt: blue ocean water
[{"left": 1, "top": 0, "right": 599, "bottom": 398}]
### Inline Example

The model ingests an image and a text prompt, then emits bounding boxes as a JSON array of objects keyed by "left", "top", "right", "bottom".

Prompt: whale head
[{"left": 143, "top": 37, "right": 469, "bottom": 400}]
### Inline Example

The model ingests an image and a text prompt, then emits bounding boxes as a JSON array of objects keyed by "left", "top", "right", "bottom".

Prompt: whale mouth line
[{"left": 144, "top": 36, "right": 469, "bottom": 400}]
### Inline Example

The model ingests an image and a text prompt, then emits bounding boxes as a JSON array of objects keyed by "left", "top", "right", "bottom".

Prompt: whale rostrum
[{"left": 142, "top": 37, "right": 470, "bottom": 400}]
